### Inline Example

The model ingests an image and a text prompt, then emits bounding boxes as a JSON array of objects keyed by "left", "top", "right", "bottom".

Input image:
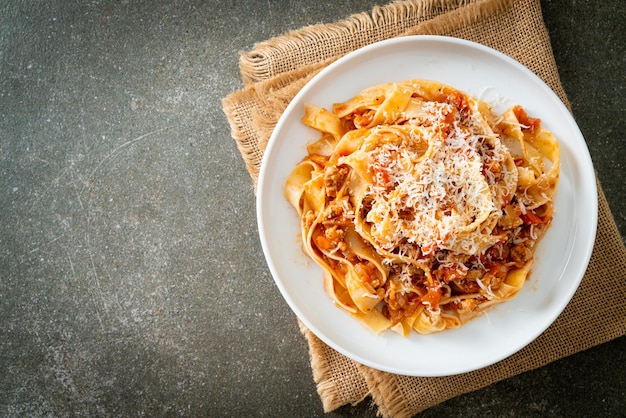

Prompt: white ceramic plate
[{"left": 256, "top": 36, "right": 597, "bottom": 376}]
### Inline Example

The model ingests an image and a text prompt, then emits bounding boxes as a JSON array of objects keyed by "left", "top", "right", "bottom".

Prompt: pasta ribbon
[{"left": 285, "top": 80, "right": 560, "bottom": 336}]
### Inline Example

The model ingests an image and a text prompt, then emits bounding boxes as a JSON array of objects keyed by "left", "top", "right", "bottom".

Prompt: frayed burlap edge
[
  {"left": 221, "top": 67, "right": 321, "bottom": 185},
  {"left": 298, "top": 318, "right": 371, "bottom": 412},
  {"left": 239, "top": 0, "right": 483, "bottom": 84}
]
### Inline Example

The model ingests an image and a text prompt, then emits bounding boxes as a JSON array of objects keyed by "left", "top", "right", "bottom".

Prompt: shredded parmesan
[{"left": 365, "top": 98, "right": 513, "bottom": 255}]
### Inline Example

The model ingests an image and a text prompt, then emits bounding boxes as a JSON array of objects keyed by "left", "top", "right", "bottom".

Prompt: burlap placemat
[{"left": 222, "top": 0, "right": 626, "bottom": 416}]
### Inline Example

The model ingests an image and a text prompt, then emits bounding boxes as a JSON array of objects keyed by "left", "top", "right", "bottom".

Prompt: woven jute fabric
[{"left": 222, "top": 0, "right": 626, "bottom": 416}]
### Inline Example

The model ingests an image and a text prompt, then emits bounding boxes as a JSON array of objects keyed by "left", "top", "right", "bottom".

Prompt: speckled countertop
[{"left": 1, "top": 1, "right": 624, "bottom": 416}]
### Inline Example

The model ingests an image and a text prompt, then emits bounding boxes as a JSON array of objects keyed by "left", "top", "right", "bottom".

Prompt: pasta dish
[{"left": 284, "top": 80, "right": 560, "bottom": 336}]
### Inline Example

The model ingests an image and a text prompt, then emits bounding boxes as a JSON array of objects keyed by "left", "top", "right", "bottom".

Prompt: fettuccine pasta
[{"left": 284, "top": 80, "right": 559, "bottom": 336}]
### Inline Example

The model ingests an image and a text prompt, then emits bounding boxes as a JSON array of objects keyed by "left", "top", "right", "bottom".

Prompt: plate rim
[{"left": 256, "top": 35, "right": 598, "bottom": 376}]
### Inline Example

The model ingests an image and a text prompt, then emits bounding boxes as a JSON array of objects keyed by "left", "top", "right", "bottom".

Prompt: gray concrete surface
[{"left": 1, "top": 1, "right": 624, "bottom": 416}]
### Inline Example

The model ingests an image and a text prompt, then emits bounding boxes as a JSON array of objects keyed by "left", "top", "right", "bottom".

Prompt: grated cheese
[{"left": 365, "top": 97, "right": 513, "bottom": 256}]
